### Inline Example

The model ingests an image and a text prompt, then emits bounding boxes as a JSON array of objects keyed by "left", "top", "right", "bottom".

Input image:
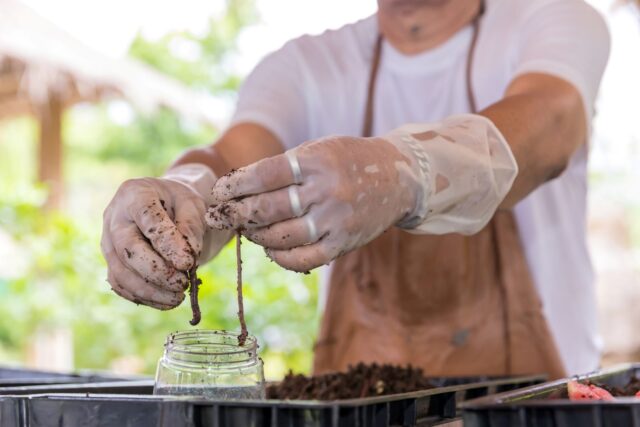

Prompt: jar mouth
[{"left": 163, "top": 330, "right": 258, "bottom": 368}]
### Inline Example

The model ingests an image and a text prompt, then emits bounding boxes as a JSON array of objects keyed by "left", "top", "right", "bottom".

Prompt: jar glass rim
[{"left": 164, "top": 330, "right": 257, "bottom": 358}]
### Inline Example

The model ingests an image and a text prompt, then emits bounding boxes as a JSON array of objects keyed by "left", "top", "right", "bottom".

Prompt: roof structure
[
  {"left": 0, "top": 0, "right": 223, "bottom": 207},
  {"left": 0, "top": 0, "right": 221, "bottom": 125}
]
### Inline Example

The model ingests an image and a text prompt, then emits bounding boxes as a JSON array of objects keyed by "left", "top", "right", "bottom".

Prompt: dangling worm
[
  {"left": 187, "top": 264, "right": 202, "bottom": 326},
  {"left": 236, "top": 230, "right": 248, "bottom": 346}
]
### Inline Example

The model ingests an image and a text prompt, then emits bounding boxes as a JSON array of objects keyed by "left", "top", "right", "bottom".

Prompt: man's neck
[{"left": 377, "top": 0, "right": 482, "bottom": 55}]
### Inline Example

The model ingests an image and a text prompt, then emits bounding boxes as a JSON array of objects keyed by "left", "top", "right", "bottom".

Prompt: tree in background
[
  {"left": 129, "top": 0, "right": 256, "bottom": 93},
  {"left": 92, "top": 0, "right": 257, "bottom": 176}
]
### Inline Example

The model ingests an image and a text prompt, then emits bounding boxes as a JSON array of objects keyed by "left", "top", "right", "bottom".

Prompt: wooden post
[{"left": 37, "top": 94, "right": 64, "bottom": 210}]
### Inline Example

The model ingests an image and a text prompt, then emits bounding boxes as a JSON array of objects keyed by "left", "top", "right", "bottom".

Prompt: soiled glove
[
  {"left": 101, "top": 164, "right": 231, "bottom": 309},
  {"left": 207, "top": 114, "right": 517, "bottom": 273}
]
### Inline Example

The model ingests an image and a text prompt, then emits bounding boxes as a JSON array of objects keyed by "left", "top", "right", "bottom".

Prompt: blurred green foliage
[
  {"left": 0, "top": 0, "right": 319, "bottom": 378},
  {"left": 0, "top": 181, "right": 318, "bottom": 375},
  {"left": 129, "top": 0, "right": 256, "bottom": 93},
  {"left": 70, "top": 105, "right": 216, "bottom": 177},
  {"left": 0, "top": 180, "right": 319, "bottom": 377},
  {"left": 85, "top": 0, "right": 257, "bottom": 176}
]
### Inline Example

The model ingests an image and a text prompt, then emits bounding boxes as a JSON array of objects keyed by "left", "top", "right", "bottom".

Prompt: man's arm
[
  {"left": 170, "top": 122, "right": 285, "bottom": 178},
  {"left": 201, "top": 74, "right": 595, "bottom": 272},
  {"left": 482, "top": 73, "right": 587, "bottom": 208}
]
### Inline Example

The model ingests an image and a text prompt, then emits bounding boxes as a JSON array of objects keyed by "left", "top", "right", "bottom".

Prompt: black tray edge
[{"left": 460, "top": 362, "right": 640, "bottom": 409}]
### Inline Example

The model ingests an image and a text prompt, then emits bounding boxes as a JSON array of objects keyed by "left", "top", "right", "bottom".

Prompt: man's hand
[
  {"left": 206, "top": 135, "right": 421, "bottom": 273},
  {"left": 207, "top": 115, "right": 519, "bottom": 273},
  {"left": 101, "top": 165, "right": 229, "bottom": 310},
  {"left": 101, "top": 124, "right": 285, "bottom": 309}
]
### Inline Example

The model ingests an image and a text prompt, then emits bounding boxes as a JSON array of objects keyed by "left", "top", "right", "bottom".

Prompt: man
[{"left": 102, "top": 0, "right": 609, "bottom": 377}]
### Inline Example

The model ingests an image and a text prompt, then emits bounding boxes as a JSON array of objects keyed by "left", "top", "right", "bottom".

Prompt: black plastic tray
[
  {"left": 0, "top": 375, "right": 543, "bottom": 427},
  {"left": 0, "top": 367, "right": 144, "bottom": 387},
  {"left": 461, "top": 363, "right": 640, "bottom": 427}
]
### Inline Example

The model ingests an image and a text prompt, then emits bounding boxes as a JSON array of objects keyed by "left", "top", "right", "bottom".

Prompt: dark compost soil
[
  {"left": 558, "top": 376, "right": 640, "bottom": 399},
  {"left": 600, "top": 376, "right": 640, "bottom": 397},
  {"left": 267, "top": 363, "right": 434, "bottom": 400}
]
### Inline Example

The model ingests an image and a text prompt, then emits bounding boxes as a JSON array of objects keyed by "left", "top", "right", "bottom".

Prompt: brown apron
[{"left": 313, "top": 7, "right": 566, "bottom": 379}]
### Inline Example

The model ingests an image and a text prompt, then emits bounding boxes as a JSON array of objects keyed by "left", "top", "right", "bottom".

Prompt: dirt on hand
[{"left": 267, "top": 363, "right": 434, "bottom": 400}]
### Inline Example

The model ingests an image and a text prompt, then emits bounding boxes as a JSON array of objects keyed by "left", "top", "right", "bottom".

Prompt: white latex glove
[
  {"left": 101, "top": 164, "right": 231, "bottom": 309},
  {"left": 206, "top": 114, "right": 517, "bottom": 273}
]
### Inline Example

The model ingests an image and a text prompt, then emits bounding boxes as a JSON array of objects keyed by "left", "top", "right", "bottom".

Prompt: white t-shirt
[{"left": 231, "top": 0, "right": 610, "bottom": 375}]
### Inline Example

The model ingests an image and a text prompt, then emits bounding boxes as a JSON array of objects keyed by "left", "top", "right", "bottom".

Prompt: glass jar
[{"left": 154, "top": 330, "right": 265, "bottom": 400}]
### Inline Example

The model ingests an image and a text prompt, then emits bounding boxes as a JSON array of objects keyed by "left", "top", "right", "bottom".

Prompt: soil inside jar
[{"left": 266, "top": 363, "right": 433, "bottom": 400}]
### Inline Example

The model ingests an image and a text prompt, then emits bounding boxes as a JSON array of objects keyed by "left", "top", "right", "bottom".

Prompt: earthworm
[
  {"left": 236, "top": 230, "right": 248, "bottom": 346},
  {"left": 187, "top": 264, "right": 202, "bottom": 326}
]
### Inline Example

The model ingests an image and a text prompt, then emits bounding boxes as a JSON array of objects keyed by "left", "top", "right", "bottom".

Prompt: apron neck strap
[{"left": 362, "top": 1, "right": 485, "bottom": 138}]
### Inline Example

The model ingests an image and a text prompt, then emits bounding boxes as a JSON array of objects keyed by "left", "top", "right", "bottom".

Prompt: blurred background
[{"left": 0, "top": 0, "right": 638, "bottom": 379}]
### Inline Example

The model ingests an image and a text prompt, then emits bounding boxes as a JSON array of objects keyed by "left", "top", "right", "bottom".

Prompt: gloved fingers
[
  {"left": 173, "top": 191, "right": 207, "bottom": 257},
  {"left": 109, "top": 222, "right": 189, "bottom": 293},
  {"left": 102, "top": 236, "right": 185, "bottom": 310},
  {"left": 108, "top": 271, "right": 175, "bottom": 311},
  {"left": 244, "top": 214, "right": 323, "bottom": 250},
  {"left": 107, "top": 267, "right": 184, "bottom": 310},
  {"left": 265, "top": 238, "right": 339, "bottom": 273},
  {"left": 207, "top": 184, "right": 314, "bottom": 231},
  {"left": 127, "top": 190, "right": 194, "bottom": 271},
  {"left": 210, "top": 153, "right": 296, "bottom": 205}
]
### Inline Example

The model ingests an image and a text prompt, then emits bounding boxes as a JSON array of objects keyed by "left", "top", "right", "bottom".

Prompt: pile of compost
[
  {"left": 600, "top": 376, "right": 640, "bottom": 397},
  {"left": 267, "top": 363, "right": 434, "bottom": 400}
]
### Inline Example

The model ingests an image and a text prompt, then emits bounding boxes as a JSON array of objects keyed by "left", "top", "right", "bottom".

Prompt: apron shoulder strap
[{"left": 362, "top": 0, "right": 485, "bottom": 140}]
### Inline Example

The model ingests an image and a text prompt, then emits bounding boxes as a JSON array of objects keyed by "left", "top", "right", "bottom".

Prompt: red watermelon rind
[{"left": 567, "top": 380, "right": 615, "bottom": 401}]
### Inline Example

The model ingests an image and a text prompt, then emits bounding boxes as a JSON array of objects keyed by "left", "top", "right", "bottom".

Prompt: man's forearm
[
  {"left": 170, "top": 123, "right": 286, "bottom": 179},
  {"left": 170, "top": 145, "right": 232, "bottom": 178},
  {"left": 481, "top": 73, "right": 587, "bottom": 208}
]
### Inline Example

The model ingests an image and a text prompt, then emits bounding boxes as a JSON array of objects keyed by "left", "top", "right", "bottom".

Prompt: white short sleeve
[
  {"left": 231, "top": 41, "right": 311, "bottom": 150},
  {"left": 512, "top": 0, "right": 610, "bottom": 121}
]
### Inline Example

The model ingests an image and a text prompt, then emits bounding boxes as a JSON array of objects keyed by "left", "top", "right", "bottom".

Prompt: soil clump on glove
[{"left": 267, "top": 363, "right": 433, "bottom": 400}]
